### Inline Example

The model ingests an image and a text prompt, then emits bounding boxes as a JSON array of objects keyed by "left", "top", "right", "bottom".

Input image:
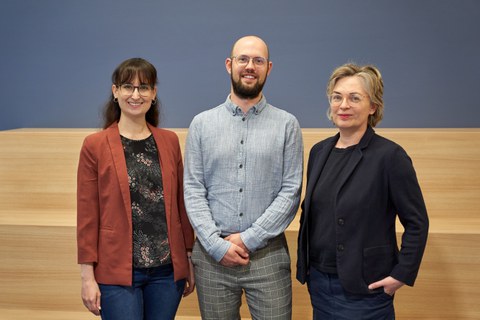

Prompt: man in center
[{"left": 184, "top": 35, "right": 303, "bottom": 319}]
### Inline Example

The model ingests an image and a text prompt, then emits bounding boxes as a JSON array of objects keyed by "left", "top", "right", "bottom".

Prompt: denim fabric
[
  {"left": 307, "top": 267, "right": 395, "bottom": 320},
  {"left": 99, "top": 264, "right": 185, "bottom": 320},
  {"left": 184, "top": 96, "right": 303, "bottom": 261}
]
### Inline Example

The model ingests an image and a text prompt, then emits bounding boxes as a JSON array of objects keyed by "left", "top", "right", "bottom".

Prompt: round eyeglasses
[
  {"left": 117, "top": 84, "right": 153, "bottom": 96},
  {"left": 329, "top": 93, "right": 369, "bottom": 107},
  {"left": 231, "top": 55, "right": 268, "bottom": 67}
]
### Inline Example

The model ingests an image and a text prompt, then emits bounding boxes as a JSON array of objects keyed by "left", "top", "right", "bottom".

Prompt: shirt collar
[{"left": 225, "top": 95, "right": 267, "bottom": 116}]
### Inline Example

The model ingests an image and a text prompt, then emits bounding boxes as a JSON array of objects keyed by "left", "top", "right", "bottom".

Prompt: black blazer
[{"left": 296, "top": 126, "right": 429, "bottom": 294}]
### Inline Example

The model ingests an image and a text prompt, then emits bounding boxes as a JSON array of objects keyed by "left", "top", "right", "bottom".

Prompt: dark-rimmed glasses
[{"left": 117, "top": 84, "right": 153, "bottom": 96}]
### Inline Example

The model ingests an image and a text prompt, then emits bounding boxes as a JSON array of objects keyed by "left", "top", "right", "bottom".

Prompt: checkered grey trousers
[{"left": 191, "top": 233, "right": 292, "bottom": 320}]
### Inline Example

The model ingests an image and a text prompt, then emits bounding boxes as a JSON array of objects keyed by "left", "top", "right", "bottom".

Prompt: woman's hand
[
  {"left": 80, "top": 263, "right": 101, "bottom": 316},
  {"left": 183, "top": 254, "right": 196, "bottom": 297},
  {"left": 368, "top": 276, "right": 404, "bottom": 296}
]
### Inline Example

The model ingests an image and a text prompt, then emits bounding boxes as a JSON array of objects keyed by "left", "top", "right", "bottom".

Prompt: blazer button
[
  {"left": 337, "top": 218, "right": 345, "bottom": 226},
  {"left": 337, "top": 244, "right": 344, "bottom": 252}
]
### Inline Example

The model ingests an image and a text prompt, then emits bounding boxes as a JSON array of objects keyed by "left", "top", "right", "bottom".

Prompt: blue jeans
[
  {"left": 307, "top": 267, "right": 395, "bottom": 320},
  {"left": 99, "top": 264, "right": 185, "bottom": 320}
]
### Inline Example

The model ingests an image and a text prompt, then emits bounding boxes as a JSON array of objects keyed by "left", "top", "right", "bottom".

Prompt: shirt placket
[{"left": 237, "top": 109, "right": 248, "bottom": 230}]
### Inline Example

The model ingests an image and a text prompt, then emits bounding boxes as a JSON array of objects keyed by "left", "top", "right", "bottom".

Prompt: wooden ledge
[{"left": 1, "top": 128, "right": 480, "bottom": 234}]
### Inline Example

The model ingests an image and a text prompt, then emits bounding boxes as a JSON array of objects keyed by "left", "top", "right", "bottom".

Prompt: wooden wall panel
[{"left": 1, "top": 128, "right": 479, "bottom": 319}]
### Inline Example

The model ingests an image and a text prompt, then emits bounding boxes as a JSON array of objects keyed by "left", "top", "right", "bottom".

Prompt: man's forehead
[{"left": 232, "top": 37, "right": 268, "bottom": 56}]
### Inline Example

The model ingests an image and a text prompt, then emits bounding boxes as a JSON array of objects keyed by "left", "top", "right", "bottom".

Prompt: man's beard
[{"left": 231, "top": 73, "right": 267, "bottom": 100}]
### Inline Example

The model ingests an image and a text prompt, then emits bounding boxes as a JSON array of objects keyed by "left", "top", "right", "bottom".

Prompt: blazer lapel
[
  {"left": 106, "top": 123, "right": 132, "bottom": 223},
  {"left": 149, "top": 124, "right": 172, "bottom": 228},
  {"left": 335, "top": 126, "right": 375, "bottom": 195},
  {"left": 304, "top": 136, "right": 338, "bottom": 216},
  {"left": 336, "top": 147, "right": 363, "bottom": 194}
]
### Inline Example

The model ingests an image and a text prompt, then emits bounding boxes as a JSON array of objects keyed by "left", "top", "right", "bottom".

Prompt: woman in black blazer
[{"left": 296, "top": 63, "right": 429, "bottom": 319}]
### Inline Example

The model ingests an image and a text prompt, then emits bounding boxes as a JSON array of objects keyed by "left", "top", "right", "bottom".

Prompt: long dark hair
[{"left": 102, "top": 58, "right": 160, "bottom": 129}]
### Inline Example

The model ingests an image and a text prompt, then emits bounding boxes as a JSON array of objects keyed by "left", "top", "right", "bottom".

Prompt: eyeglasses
[
  {"left": 231, "top": 55, "right": 268, "bottom": 67},
  {"left": 117, "top": 84, "right": 153, "bottom": 96},
  {"left": 329, "top": 93, "right": 369, "bottom": 107}
]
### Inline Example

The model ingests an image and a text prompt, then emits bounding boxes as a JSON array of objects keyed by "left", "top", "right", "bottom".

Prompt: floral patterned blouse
[{"left": 121, "top": 134, "right": 171, "bottom": 268}]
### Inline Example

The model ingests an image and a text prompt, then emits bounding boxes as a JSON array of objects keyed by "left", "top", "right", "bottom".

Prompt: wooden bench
[{"left": 1, "top": 128, "right": 479, "bottom": 319}]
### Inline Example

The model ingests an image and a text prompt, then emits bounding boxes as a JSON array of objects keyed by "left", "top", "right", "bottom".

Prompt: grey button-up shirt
[{"left": 184, "top": 96, "right": 303, "bottom": 262}]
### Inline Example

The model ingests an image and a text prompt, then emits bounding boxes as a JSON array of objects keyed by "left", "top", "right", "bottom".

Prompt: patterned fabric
[
  {"left": 184, "top": 95, "right": 303, "bottom": 262},
  {"left": 121, "top": 134, "right": 171, "bottom": 268},
  {"left": 191, "top": 234, "right": 292, "bottom": 320}
]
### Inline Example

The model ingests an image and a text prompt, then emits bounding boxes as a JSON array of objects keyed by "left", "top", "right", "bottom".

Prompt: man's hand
[
  {"left": 219, "top": 242, "right": 249, "bottom": 267},
  {"left": 224, "top": 233, "right": 249, "bottom": 253},
  {"left": 368, "top": 276, "right": 404, "bottom": 296}
]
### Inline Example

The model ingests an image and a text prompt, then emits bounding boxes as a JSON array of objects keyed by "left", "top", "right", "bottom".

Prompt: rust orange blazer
[{"left": 77, "top": 122, "right": 194, "bottom": 286}]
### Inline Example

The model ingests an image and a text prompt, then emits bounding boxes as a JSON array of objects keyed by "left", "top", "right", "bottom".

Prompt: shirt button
[
  {"left": 239, "top": 188, "right": 243, "bottom": 192},
  {"left": 337, "top": 244, "right": 344, "bottom": 252},
  {"left": 338, "top": 218, "right": 345, "bottom": 226},
  {"left": 239, "top": 164, "right": 243, "bottom": 169},
  {"left": 239, "top": 212, "right": 243, "bottom": 217},
  {"left": 240, "top": 140, "right": 244, "bottom": 144},
  {"left": 242, "top": 117, "right": 246, "bottom": 121}
]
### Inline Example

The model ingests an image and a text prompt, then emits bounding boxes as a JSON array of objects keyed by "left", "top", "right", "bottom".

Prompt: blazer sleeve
[
  {"left": 174, "top": 135, "right": 194, "bottom": 251},
  {"left": 388, "top": 146, "right": 429, "bottom": 286},
  {"left": 77, "top": 136, "right": 100, "bottom": 264}
]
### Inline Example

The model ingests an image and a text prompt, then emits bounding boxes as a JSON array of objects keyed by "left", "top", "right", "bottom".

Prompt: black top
[
  {"left": 121, "top": 134, "right": 171, "bottom": 268},
  {"left": 309, "top": 145, "right": 355, "bottom": 274}
]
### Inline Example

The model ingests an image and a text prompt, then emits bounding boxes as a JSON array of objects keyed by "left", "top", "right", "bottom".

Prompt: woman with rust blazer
[
  {"left": 296, "top": 64, "right": 428, "bottom": 319},
  {"left": 77, "top": 58, "right": 194, "bottom": 320}
]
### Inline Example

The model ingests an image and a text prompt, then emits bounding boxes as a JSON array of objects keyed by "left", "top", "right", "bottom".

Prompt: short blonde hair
[{"left": 326, "top": 63, "right": 384, "bottom": 127}]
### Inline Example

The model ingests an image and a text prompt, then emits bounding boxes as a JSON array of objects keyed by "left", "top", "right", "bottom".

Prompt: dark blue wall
[{"left": 1, "top": 0, "right": 479, "bottom": 130}]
